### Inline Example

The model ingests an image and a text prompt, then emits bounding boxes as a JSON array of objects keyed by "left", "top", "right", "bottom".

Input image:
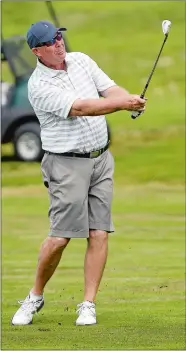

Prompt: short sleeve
[
  {"left": 29, "top": 82, "right": 79, "bottom": 119},
  {"left": 86, "top": 55, "right": 116, "bottom": 93}
]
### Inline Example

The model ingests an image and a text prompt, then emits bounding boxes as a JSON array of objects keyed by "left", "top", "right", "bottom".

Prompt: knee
[
  {"left": 88, "top": 230, "right": 108, "bottom": 246},
  {"left": 45, "top": 237, "right": 70, "bottom": 252}
]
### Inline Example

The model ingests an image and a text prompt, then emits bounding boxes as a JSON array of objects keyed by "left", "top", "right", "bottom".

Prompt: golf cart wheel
[{"left": 13, "top": 122, "right": 44, "bottom": 162}]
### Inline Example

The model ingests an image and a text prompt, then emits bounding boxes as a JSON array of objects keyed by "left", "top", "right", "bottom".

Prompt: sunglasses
[{"left": 36, "top": 32, "right": 63, "bottom": 48}]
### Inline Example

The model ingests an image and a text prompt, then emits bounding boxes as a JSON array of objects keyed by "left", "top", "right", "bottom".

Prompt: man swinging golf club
[{"left": 11, "top": 19, "right": 147, "bottom": 326}]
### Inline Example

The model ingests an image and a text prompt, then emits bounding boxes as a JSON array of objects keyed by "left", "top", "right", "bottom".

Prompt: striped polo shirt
[{"left": 28, "top": 52, "right": 116, "bottom": 153}]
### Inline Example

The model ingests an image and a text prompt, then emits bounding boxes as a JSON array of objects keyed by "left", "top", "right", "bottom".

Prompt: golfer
[{"left": 12, "top": 20, "right": 146, "bottom": 326}]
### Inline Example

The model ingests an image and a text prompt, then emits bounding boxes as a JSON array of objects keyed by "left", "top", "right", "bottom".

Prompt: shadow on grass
[
  {"left": 1, "top": 155, "right": 40, "bottom": 163},
  {"left": 1, "top": 155, "right": 18, "bottom": 162}
]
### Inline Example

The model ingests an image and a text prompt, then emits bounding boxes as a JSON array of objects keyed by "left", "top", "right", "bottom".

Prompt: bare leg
[
  {"left": 31, "top": 237, "right": 70, "bottom": 295},
  {"left": 84, "top": 230, "right": 108, "bottom": 302}
]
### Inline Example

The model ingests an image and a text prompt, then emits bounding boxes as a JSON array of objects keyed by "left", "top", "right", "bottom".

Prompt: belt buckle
[{"left": 90, "top": 150, "right": 100, "bottom": 158}]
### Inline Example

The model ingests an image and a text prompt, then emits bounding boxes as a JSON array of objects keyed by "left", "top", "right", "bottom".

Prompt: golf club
[
  {"left": 45, "top": 1, "right": 70, "bottom": 51},
  {"left": 131, "top": 20, "right": 172, "bottom": 119}
]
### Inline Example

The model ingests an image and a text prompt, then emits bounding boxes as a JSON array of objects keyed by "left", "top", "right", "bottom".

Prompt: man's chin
[{"left": 56, "top": 52, "right": 66, "bottom": 62}]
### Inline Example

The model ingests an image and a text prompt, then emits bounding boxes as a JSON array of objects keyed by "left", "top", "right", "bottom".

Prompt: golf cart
[
  {"left": 1, "top": 2, "right": 68, "bottom": 162},
  {"left": 1, "top": 1, "right": 111, "bottom": 162},
  {"left": 1, "top": 35, "right": 42, "bottom": 161}
]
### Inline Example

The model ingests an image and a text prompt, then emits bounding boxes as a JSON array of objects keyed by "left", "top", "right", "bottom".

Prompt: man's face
[{"left": 32, "top": 32, "right": 66, "bottom": 65}]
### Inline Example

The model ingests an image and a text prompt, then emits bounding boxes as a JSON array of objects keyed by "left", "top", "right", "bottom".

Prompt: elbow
[
  {"left": 72, "top": 100, "right": 94, "bottom": 116},
  {"left": 69, "top": 99, "right": 85, "bottom": 117}
]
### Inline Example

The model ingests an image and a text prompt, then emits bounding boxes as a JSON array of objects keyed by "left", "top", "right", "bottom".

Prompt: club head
[{"left": 162, "top": 20, "right": 171, "bottom": 35}]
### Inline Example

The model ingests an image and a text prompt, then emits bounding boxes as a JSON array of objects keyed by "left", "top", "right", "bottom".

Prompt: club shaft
[
  {"left": 140, "top": 34, "right": 168, "bottom": 98},
  {"left": 45, "top": 1, "right": 60, "bottom": 27}
]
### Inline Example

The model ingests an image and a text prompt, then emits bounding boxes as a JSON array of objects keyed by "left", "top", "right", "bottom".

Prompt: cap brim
[
  {"left": 39, "top": 27, "right": 67, "bottom": 44},
  {"left": 58, "top": 27, "right": 67, "bottom": 31}
]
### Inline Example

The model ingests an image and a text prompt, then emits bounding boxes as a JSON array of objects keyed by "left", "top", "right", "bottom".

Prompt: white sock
[
  {"left": 84, "top": 300, "right": 94, "bottom": 305},
  {"left": 29, "top": 290, "right": 43, "bottom": 301}
]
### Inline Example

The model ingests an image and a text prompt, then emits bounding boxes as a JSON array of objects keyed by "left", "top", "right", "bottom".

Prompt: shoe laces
[
  {"left": 18, "top": 296, "right": 41, "bottom": 314},
  {"left": 76, "top": 302, "right": 95, "bottom": 316}
]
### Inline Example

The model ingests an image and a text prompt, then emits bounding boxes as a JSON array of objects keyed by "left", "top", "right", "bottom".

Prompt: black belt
[{"left": 46, "top": 141, "right": 110, "bottom": 159}]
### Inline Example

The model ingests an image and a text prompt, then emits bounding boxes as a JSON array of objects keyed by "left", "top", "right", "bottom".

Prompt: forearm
[
  {"left": 69, "top": 93, "right": 146, "bottom": 117},
  {"left": 101, "top": 85, "right": 130, "bottom": 99},
  {"left": 69, "top": 97, "right": 127, "bottom": 117}
]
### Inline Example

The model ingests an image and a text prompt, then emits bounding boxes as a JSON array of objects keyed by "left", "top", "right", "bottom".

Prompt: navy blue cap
[{"left": 26, "top": 20, "right": 67, "bottom": 49}]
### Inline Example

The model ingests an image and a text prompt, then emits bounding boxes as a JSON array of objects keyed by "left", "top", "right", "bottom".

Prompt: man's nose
[{"left": 55, "top": 39, "right": 64, "bottom": 47}]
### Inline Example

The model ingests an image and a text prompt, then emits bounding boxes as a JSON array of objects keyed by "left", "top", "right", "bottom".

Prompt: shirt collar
[{"left": 36, "top": 53, "right": 73, "bottom": 78}]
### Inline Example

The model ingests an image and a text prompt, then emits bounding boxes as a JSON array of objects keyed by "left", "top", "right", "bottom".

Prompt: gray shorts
[{"left": 41, "top": 150, "right": 114, "bottom": 238}]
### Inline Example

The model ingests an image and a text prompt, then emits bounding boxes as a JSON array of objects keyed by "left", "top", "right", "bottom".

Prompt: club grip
[
  {"left": 131, "top": 110, "right": 143, "bottom": 119},
  {"left": 131, "top": 93, "right": 145, "bottom": 119}
]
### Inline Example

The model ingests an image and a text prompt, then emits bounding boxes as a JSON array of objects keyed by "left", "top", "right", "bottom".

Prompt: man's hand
[
  {"left": 101, "top": 87, "right": 146, "bottom": 112},
  {"left": 124, "top": 94, "right": 147, "bottom": 112}
]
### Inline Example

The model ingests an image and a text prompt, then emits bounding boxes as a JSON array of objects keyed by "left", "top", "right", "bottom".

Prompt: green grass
[
  {"left": 1, "top": 1, "right": 185, "bottom": 350},
  {"left": 2, "top": 183, "right": 185, "bottom": 350}
]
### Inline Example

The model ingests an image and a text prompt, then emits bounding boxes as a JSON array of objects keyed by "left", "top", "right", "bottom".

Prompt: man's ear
[{"left": 32, "top": 47, "right": 41, "bottom": 57}]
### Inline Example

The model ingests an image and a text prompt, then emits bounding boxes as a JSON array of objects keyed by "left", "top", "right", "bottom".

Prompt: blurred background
[{"left": 1, "top": 1, "right": 185, "bottom": 350}]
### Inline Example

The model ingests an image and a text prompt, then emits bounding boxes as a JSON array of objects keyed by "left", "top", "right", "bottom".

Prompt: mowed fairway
[
  {"left": 2, "top": 182, "right": 185, "bottom": 349},
  {"left": 1, "top": 1, "right": 185, "bottom": 350}
]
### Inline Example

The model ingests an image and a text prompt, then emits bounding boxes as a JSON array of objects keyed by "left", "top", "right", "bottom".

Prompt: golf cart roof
[{"left": 1, "top": 35, "right": 36, "bottom": 79}]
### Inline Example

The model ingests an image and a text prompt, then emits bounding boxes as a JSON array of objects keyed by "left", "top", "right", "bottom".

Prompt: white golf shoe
[
  {"left": 11, "top": 294, "right": 44, "bottom": 325},
  {"left": 76, "top": 301, "right": 96, "bottom": 326}
]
